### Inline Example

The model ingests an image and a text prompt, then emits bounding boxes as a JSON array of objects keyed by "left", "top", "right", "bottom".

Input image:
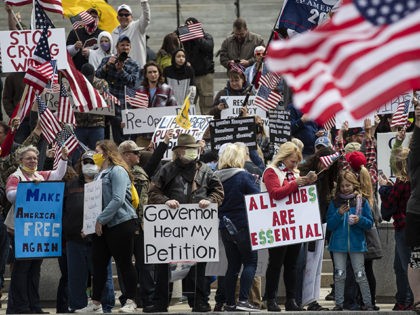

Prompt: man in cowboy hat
[{"left": 147, "top": 134, "right": 224, "bottom": 313}]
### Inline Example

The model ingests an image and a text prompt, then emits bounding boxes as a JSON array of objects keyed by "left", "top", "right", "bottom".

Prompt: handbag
[{"left": 364, "top": 225, "right": 383, "bottom": 260}]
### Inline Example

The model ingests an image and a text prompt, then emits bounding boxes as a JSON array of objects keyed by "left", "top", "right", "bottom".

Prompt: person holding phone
[{"left": 96, "top": 35, "right": 141, "bottom": 144}]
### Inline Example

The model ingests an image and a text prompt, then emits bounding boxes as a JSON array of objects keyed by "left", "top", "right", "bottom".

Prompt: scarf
[
  {"left": 278, "top": 163, "right": 296, "bottom": 181},
  {"left": 337, "top": 193, "right": 362, "bottom": 215}
]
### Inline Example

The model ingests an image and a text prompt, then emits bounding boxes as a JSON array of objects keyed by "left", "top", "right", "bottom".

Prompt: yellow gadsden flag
[
  {"left": 62, "top": 0, "right": 119, "bottom": 33},
  {"left": 176, "top": 93, "right": 191, "bottom": 130}
]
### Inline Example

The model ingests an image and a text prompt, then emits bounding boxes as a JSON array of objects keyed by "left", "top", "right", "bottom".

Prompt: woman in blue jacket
[{"left": 327, "top": 170, "right": 374, "bottom": 311}]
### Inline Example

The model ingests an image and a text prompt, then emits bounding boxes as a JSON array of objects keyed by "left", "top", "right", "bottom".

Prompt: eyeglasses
[
  {"left": 82, "top": 159, "right": 95, "bottom": 165},
  {"left": 118, "top": 13, "right": 131, "bottom": 17},
  {"left": 255, "top": 52, "right": 264, "bottom": 56}
]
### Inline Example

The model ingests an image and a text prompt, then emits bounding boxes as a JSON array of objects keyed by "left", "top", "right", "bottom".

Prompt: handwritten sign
[
  {"left": 245, "top": 186, "right": 323, "bottom": 250},
  {"left": 83, "top": 180, "right": 103, "bottom": 235},
  {"left": 143, "top": 204, "right": 219, "bottom": 264},
  {"left": 268, "top": 106, "right": 291, "bottom": 144},
  {"left": 0, "top": 29, "right": 67, "bottom": 73},
  {"left": 122, "top": 105, "right": 196, "bottom": 135},
  {"left": 152, "top": 115, "right": 213, "bottom": 160},
  {"left": 14, "top": 181, "right": 64, "bottom": 259}
]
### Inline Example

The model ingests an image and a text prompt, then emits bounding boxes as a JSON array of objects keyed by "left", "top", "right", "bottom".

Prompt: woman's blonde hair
[
  {"left": 270, "top": 141, "right": 302, "bottom": 170},
  {"left": 337, "top": 170, "right": 361, "bottom": 195},
  {"left": 218, "top": 143, "right": 245, "bottom": 169},
  {"left": 15, "top": 145, "right": 39, "bottom": 162},
  {"left": 96, "top": 140, "right": 132, "bottom": 181},
  {"left": 394, "top": 146, "right": 410, "bottom": 181},
  {"left": 291, "top": 137, "right": 304, "bottom": 152}
]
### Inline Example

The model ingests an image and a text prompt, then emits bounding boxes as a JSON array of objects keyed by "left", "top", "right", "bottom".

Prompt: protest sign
[
  {"left": 268, "top": 106, "right": 291, "bottom": 144},
  {"left": 209, "top": 116, "right": 257, "bottom": 151},
  {"left": 0, "top": 29, "right": 67, "bottom": 73},
  {"left": 43, "top": 91, "right": 115, "bottom": 116},
  {"left": 335, "top": 111, "right": 376, "bottom": 129},
  {"left": 152, "top": 115, "right": 213, "bottom": 160},
  {"left": 245, "top": 185, "right": 323, "bottom": 250},
  {"left": 14, "top": 181, "right": 64, "bottom": 259},
  {"left": 143, "top": 204, "right": 219, "bottom": 264},
  {"left": 376, "top": 92, "right": 413, "bottom": 115},
  {"left": 83, "top": 180, "right": 102, "bottom": 235},
  {"left": 122, "top": 105, "right": 196, "bottom": 135}
]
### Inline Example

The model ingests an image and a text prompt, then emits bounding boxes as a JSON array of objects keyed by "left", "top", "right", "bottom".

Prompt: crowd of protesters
[{"left": 0, "top": 1, "right": 420, "bottom": 314}]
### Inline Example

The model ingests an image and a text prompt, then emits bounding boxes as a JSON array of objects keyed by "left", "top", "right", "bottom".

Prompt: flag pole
[{"left": 239, "top": 8, "right": 283, "bottom": 117}]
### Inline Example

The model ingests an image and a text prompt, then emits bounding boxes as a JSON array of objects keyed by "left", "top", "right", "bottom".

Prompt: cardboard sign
[
  {"left": 83, "top": 180, "right": 102, "bottom": 235},
  {"left": 245, "top": 186, "right": 323, "bottom": 250},
  {"left": 0, "top": 29, "right": 67, "bottom": 73},
  {"left": 122, "top": 105, "right": 196, "bottom": 135},
  {"left": 143, "top": 204, "right": 219, "bottom": 264},
  {"left": 209, "top": 116, "right": 257, "bottom": 151},
  {"left": 14, "top": 181, "right": 64, "bottom": 259},
  {"left": 268, "top": 106, "right": 291, "bottom": 144},
  {"left": 151, "top": 115, "right": 213, "bottom": 160}
]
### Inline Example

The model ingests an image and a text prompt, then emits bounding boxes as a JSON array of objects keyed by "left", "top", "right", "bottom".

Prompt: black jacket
[{"left": 183, "top": 32, "right": 214, "bottom": 76}]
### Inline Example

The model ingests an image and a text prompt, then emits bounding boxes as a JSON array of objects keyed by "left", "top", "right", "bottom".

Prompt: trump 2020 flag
[{"left": 266, "top": 0, "right": 420, "bottom": 124}]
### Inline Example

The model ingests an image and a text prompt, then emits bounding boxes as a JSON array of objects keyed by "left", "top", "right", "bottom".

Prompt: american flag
[
  {"left": 53, "top": 127, "right": 79, "bottom": 169},
  {"left": 265, "top": 0, "right": 420, "bottom": 124},
  {"left": 390, "top": 99, "right": 410, "bottom": 129},
  {"left": 60, "top": 53, "right": 108, "bottom": 112},
  {"left": 15, "top": 86, "right": 37, "bottom": 121},
  {"left": 57, "top": 83, "right": 76, "bottom": 125},
  {"left": 320, "top": 151, "right": 340, "bottom": 169},
  {"left": 23, "top": 61, "right": 53, "bottom": 92},
  {"left": 103, "top": 90, "right": 120, "bottom": 106},
  {"left": 33, "top": 27, "right": 51, "bottom": 64},
  {"left": 254, "top": 85, "right": 283, "bottom": 111},
  {"left": 125, "top": 87, "right": 149, "bottom": 108},
  {"left": 323, "top": 115, "right": 336, "bottom": 130},
  {"left": 34, "top": 0, "right": 54, "bottom": 29},
  {"left": 70, "top": 11, "right": 95, "bottom": 29},
  {"left": 37, "top": 96, "right": 62, "bottom": 144},
  {"left": 6, "top": 0, "right": 62, "bottom": 14},
  {"left": 177, "top": 23, "right": 204, "bottom": 42},
  {"left": 259, "top": 72, "right": 282, "bottom": 91}
]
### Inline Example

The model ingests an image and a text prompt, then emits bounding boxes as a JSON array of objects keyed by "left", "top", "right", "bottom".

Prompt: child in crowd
[{"left": 327, "top": 171, "right": 374, "bottom": 311}]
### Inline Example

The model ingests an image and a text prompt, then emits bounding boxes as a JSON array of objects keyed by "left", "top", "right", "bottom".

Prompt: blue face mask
[
  {"left": 207, "top": 161, "right": 217, "bottom": 171},
  {"left": 100, "top": 42, "right": 111, "bottom": 52}
]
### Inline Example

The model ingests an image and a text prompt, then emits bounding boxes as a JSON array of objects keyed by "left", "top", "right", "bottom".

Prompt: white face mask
[
  {"left": 82, "top": 164, "right": 99, "bottom": 177},
  {"left": 184, "top": 148, "right": 199, "bottom": 161}
]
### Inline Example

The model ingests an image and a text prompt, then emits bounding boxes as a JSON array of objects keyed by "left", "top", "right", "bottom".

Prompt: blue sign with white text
[{"left": 14, "top": 181, "right": 64, "bottom": 259}]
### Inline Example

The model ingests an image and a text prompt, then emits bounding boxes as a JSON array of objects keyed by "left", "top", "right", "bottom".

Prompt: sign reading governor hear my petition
[
  {"left": 245, "top": 185, "right": 323, "bottom": 250},
  {"left": 14, "top": 181, "right": 64, "bottom": 259},
  {"left": 0, "top": 28, "right": 67, "bottom": 73},
  {"left": 143, "top": 204, "right": 219, "bottom": 264}
]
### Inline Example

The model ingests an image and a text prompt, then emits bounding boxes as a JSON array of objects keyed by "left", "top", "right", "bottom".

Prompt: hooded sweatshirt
[
  {"left": 215, "top": 168, "right": 259, "bottom": 229},
  {"left": 89, "top": 31, "right": 113, "bottom": 70}
]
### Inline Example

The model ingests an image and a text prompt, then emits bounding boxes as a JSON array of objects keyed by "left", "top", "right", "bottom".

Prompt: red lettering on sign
[
  {"left": 250, "top": 232, "right": 257, "bottom": 246},
  {"left": 249, "top": 196, "right": 258, "bottom": 211}
]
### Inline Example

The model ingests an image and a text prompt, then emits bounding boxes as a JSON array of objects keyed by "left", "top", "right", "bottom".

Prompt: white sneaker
[
  {"left": 119, "top": 299, "right": 137, "bottom": 313},
  {"left": 75, "top": 301, "right": 103, "bottom": 313}
]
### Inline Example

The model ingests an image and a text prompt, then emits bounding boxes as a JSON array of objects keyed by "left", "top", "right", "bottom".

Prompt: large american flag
[
  {"left": 265, "top": 0, "right": 420, "bottom": 124},
  {"left": 177, "top": 23, "right": 204, "bottom": 42},
  {"left": 57, "top": 83, "right": 76, "bottom": 125},
  {"left": 6, "top": 0, "right": 62, "bottom": 14},
  {"left": 390, "top": 99, "right": 411, "bottom": 128},
  {"left": 53, "top": 127, "right": 79, "bottom": 169},
  {"left": 60, "top": 53, "right": 108, "bottom": 112},
  {"left": 37, "top": 96, "right": 62, "bottom": 144},
  {"left": 70, "top": 11, "right": 94, "bottom": 29},
  {"left": 23, "top": 61, "right": 53, "bottom": 92},
  {"left": 33, "top": 27, "right": 51, "bottom": 64},
  {"left": 125, "top": 87, "right": 149, "bottom": 108}
]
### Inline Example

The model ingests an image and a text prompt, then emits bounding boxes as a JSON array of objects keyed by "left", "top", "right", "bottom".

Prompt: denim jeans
[
  {"left": 333, "top": 252, "right": 372, "bottom": 307},
  {"left": 221, "top": 228, "right": 257, "bottom": 305},
  {"left": 66, "top": 241, "right": 115, "bottom": 312},
  {"left": 394, "top": 229, "right": 413, "bottom": 305}
]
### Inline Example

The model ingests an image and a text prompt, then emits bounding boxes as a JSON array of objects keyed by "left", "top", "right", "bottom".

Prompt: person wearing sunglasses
[
  {"left": 244, "top": 45, "right": 266, "bottom": 92},
  {"left": 111, "top": 2, "right": 151, "bottom": 69}
]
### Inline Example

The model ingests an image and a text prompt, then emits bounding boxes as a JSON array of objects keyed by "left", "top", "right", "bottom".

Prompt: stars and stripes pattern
[
  {"left": 35, "top": 0, "right": 54, "bottom": 29},
  {"left": 53, "top": 127, "right": 79, "bottom": 169},
  {"left": 23, "top": 61, "right": 53, "bottom": 92},
  {"left": 254, "top": 85, "right": 282, "bottom": 111},
  {"left": 177, "top": 23, "right": 204, "bottom": 42},
  {"left": 70, "top": 11, "right": 95, "bottom": 29},
  {"left": 37, "top": 96, "right": 62, "bottom": 144},
  {"left": 390, "top": 99, "right": 411, "bottom": 129},
  {"left": 265, "top": 0, "right": 420, "bottom": 124},
  {"left": 320, "top": 151, "right": 340, "bottom": 169},
  {"left": 57, "top": 83, "right": 76, "bottom": 125},
  {"left": 60, "top": 53, "right": 108, "bottom": 112},
  {"left": 6, "top": 0, "right": 62, "bottom": 14},
  {"left": 323, "top": 115, "right": 336, "bottom": 130},
  {"left": 103, "top": 90, "right": 120, "bottom": 106},
  {"left": 33, "top": 28, "right": 51, "bottom": 64},
  {"left": 125, "top": 87, "right": 149, "bottom": 108},
  {"left": 16, "top": 86, "right": 37, "bottom": 121}
]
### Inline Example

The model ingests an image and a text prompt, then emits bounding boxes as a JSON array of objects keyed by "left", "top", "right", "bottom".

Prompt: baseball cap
[
  {"left": 81, "top": 150, "right": 95, "bottom": 161},
  {"left": 118, "top": 140, "right": 145, "bottom": 154},
  {"left": 315, "top": 136, "right": 330, "bottom": 148},
  {"left": 117, "top": 35, "right": 131, "bottom": 44},
  {"left": 117, "top": 4, "right": 132, "bottom": 14}
]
